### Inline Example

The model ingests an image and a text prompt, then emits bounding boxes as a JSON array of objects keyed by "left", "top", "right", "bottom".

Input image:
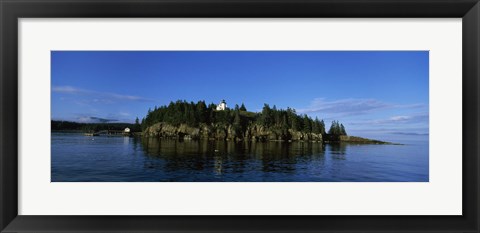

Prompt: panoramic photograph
[{"left": 51, "top": 51, "right": 429, "bottom": 182}]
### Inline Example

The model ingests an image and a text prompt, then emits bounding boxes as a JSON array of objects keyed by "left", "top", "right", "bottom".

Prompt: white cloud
[
  {"left": 297, "top": 97, "right": 426, "bottom": 119},
  {"left": 52, "top": 85, "right": 155, "bottom": 103},
  {"left": 350, "top": 112, "right": 429, "bottom": 126},
  {"left": 52, "top": 86, "right": 84, "bottom": 94},
  {"left": 297, "top": 98, "right": 391, "bottom": 117}
]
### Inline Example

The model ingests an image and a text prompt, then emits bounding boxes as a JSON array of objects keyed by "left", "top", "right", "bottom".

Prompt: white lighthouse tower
[{"left": 216, "top": 100, "right": 227, "bottom": 111}]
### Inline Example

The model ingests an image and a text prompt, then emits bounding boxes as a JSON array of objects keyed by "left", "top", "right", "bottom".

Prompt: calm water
[{"left": 51, "top": 133, "right": 429, "bottom": 182}]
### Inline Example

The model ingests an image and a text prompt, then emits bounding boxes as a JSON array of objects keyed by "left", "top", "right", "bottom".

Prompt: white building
[
  {"left": 124, "top": 127, "right": 131, "bottom": 133},
  {"left": 216, "top": 100, "right": 227, "bottom": 111}
]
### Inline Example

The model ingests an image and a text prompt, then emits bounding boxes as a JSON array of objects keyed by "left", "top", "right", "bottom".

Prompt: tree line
[
  {"left": 51, "top": 120, "right": 141, "bottom": 132},
  {"left": 141, "top": 100, "right": 347, "bottom": 136}
]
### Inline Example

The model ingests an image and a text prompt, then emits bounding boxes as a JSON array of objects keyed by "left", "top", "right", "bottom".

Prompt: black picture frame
[{"left": 1, "top": 0, "right": 479, "bottom": 232}]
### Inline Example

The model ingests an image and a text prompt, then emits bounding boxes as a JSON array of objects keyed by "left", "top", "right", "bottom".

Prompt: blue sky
[{"left": 51, "top": 51, "right": 428, "bottom": 141}]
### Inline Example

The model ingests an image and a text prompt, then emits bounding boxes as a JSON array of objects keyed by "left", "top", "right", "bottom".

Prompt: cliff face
[{"left": 143, "top": 122, "right": 322, "bottom": 142}]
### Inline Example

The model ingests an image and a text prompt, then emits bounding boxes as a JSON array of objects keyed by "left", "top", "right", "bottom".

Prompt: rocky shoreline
[
  {"left": 143, "top": 122, "right": 322, "bottom": 142},
  {"left": 143, "top": 122, "right": 394, "bottom": 144}
]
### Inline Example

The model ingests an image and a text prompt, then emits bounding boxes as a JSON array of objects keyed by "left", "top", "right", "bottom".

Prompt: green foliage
[
  {"left": 240, "top": 103, "right": 247, "bottom": 111},
  {"left": 141, "top": 100, "right": 346, "bottom": 136},
  {"left": 51, "top": 121, "right": 139, "bottom": 132},
  {"left": 312, "top": 117, "right": 325, "bottom": 135},
  {"left": 328, "top": 120, "right": 347, "bottom": 136},
  {"left": 134, "top": 117, "right": 141, "bottom": 132}
]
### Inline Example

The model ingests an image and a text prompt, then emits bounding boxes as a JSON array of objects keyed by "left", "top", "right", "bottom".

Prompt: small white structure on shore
[
  {"left": 124, "top": 127, "right": 131, "bottom": 133},
  {"left": 216, "top": 100, "right": 227, "bottom": 111}
]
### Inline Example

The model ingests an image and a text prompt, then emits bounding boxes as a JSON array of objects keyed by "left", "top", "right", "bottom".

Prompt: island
[
  {"left": 51, "top": 100, "right": 396, "bottom": 144},
  {"left": 139, "top": 100, "right": 394, "bottom": 144}
]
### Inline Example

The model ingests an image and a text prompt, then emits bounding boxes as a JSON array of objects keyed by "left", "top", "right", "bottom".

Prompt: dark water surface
[{"left": 51, "top": 133, "right": 428, "bottom": 182}]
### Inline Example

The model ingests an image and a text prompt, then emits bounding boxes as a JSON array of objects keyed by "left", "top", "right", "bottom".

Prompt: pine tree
[
  {"left": 340, "top": 123, "right": 347, "bottom": 136},
  {"left": 320, "top": 120, "right": 326, "bottom": 135},
  {"left": 240, "top": 103, "right": 247, "bottom": 111},
  {"left": 312, "top": 117, "right": 321, "bottom": 134},
  {"left": 196, "top": 100, "right": 208, "bottom": 123},
  {"left": 328, "top": 121, "right": 338, "bottom": 135},
  {"left": 260, "top": 104, "right": 273, "bottom": 128},
  {"left": 303, "top": 115, "right": 312, "bottom": 132},
  {"left": 134, "top": 117, "right": 141, "bottom": 132}
]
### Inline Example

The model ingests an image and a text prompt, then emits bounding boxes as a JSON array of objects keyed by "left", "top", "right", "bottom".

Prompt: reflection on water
[
  {"left": 51, "top": 133, "right": 429, "bottom": 182},
  {"left": 141, "top": 138, "right": 325, "bottom": 177}
]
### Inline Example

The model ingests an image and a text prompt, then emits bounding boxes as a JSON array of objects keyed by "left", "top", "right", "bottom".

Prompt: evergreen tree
[
  {"left": 312, "top": 117, "right": 321, "bottom": 134},
  {"left": 141, "top": 117, "right": 146, "bottom": 131},
  {"left": 134, "top": 117, "right": 141, "bottom": 132},
  {"left": 260, "top": 104, "right": 273, "bottom": 128},
  {"left": 328, "top": 121, "right": 337, "bottom": 135},
  {"left": 196, "top": 101, "right": 208, "bottom": 123},
  {"left": 240, "top": 103, "right": 247, "bottom": 111},
  {"left": 303, "top": 115, "right": 312, "bottom": 132},
  {"left": 320, "top": 120, "right": 326, "bottom": 135},
  {"left": 281, "top": 114, "right": 289, "bottom": 130},
  {"left": 340, "top": 124, "right": 347, "bottom": 136},
  {"left": 328, "top": 120, "right": 346, "bottom": 136}
]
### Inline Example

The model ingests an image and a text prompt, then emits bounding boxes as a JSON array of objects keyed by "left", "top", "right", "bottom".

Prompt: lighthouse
[{"left": 216, "top": 100, "right": 227, "bottom": 111}]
